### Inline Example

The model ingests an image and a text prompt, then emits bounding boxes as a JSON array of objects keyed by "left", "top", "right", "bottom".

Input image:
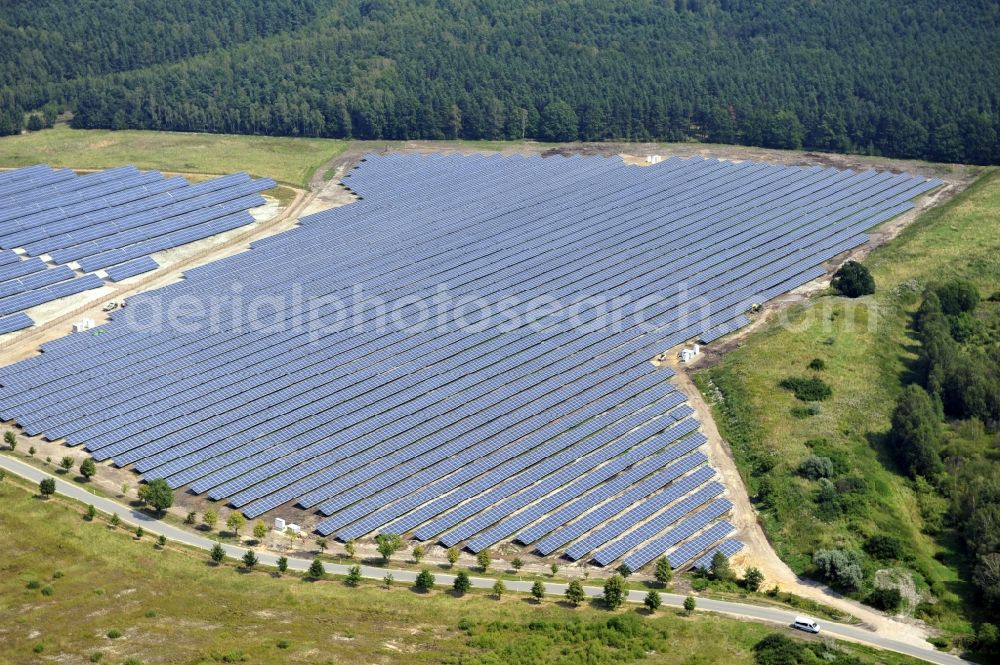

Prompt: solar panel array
[
  {"left": 0, "top": 153, "right": 939, "bottom": 569},
  {"left": 0, "top": 164, "right": 274, "bottom": 331}
]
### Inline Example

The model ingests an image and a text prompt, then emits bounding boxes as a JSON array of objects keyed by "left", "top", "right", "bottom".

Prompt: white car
[{"left": 792, "top": 616, "right": 821, "bottom": 634}]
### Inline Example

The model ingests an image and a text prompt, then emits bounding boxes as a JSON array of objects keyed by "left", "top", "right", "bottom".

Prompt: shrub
[
  {"left": 210, "top": 543, "right": 226, "bottom": 564},
  {"left": 375, "top": 533, "right": 402, "bottom": 562},
  {"left": 812, "top": 549, "right": 864, "bottom": 591},
  {"left": 277, "top": 556, "right": 288, "bottom": 574},
  {"left": 89, "top": 652, "right": 103, "bottom": 662},
  {"left": 106, "top": 628, "right": 123, "bottom": 639},
  {"left": 864, "top": 535, "right": 905, "bottom": 562},
  {"left": 308, "top": 558, "right": 325, "bottom": 579},
  {"left": 798, "top": 455, "right": 834, "bottom": 480},
  {"left": 753, "top": 633, "right": 806, "bottom": 664},
  {"left": 603, "top": 574, "right": 626, "bottom": 609},
  {"left": 683, "top": 595, "right": 696, "bottom": 614},
  {"left": 832, "top": 261, "right": 875, "bottom": 297},
  {"left": 866, "top": 586, "right": 903, "bottom": 612},
  {"left": 807, "top": 358, "right": 826, "bottom": 371},
  {"left": 414, "top": 569, "right": 435, "bottom": 591},
  {"left": 33, "top": 644, "right": 44, "bottom": 653},
  {"left": 346, "top": 565, "right": 362, "bottom": 585},
  {"left": 41, "top": 585, "right": 54, "bottom": 596},
  {"left": 779, "top": 376, "right": 832, "bottom": 401},
  {"left": 242, "top": 549, "right": 258, "bottom": 569},
  {"left": 453, "top": 570, "right": 471, "bottom": 594},
  {"left": 276, "top": 640, "right": 290, "bottom": 649},
  {"left": 26, "top": 579, "right": 41, "bottom": 589},
  {"left": 932, "top": 279, "right": 979, "bottom": 315},
  {"left": 744, "top": 567, "right": 765, "bottom": 592},
  {"left": 565, "top": 579, "right": 585, "bottom": 606},
  {"left": 644, "top": 590, "right": 661, "bottom": 612},
  {"left": 492, "top": 579, "right": 505, "bottom": 599},
  {"left": 38, "top": 478, "right": 56, "bottom": 497}
]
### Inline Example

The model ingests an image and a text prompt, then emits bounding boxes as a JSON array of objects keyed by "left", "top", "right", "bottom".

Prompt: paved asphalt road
[{"left": 0, "top": 454, "right": 968, "bottom": 665}]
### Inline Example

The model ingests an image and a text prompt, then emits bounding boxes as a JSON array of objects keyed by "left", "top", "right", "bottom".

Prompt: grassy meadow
[{"left": 0, "top": 125, "right": 348, "bottom": 187}]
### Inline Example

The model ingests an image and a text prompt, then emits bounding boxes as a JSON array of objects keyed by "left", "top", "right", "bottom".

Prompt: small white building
[
  {"left": 285, "top": 523, "right": 302, "bottom": 535},
  {"left": 680, "top": 343, "right": 701, "bottom": 363},
  {"left": 72, "top": 318, "right": 95, "bottom": 333},
  {"left": 645, "top": 154, "right": 663, "bottom": 164},
  {"left": 273, "top": 517, "right": 286, "bottom": 531}
]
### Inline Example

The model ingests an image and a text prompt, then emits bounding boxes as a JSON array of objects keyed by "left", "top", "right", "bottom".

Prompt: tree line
[
  {"left": 1, "top": 0, "right": 998, "bottom": 164},
  {"left": 889, "top": 279, "right": 1000, "bottom": 638}
]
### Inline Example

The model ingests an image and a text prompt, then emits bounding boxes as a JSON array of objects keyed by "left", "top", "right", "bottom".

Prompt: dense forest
[{"left": 2, "top": 0, "right": 998, "bottom": 163}]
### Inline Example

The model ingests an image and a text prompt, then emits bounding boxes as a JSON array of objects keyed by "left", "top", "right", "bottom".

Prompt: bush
[
  {"left": 346, "top": 564, "right": 362, "bottom": 585},
  {"left": 106, "top": 628, "right": 123, "bottom": 639},
  {"left": 807, "top": 358, "right": 826, "bottom": 371},
  {"left": 26, "top": 579, "right": 41, "bottom": 589},
  {"left": 866, "top": 586, "right": 903, "bottom": 612},
  {"left": 603, "top": 574, "right": 626, "bottom": 609},
  {"left": 753, "top": 633, "right": 806, "bottom": 664},
  {"left": 308, "top": 558, "right": 325, "bottom": 579},
  {"left": 41, "top": 585, "right": 54, "bottom": 596},
  {"left": 276, "top": 640, "right": 290, "bottom": 650},
  {"left": 565, "top": 579, "right": 585, "bottom": 606},
  {"left": 744, "top": 567, "right": 765, "bottom": 592},
  {"left": 779, "top": 376, "right": 832, "bottom": 401},
  {"left": 864, "top": 535, "right": 905, "bottom": 562},
  {"left": 932, "top": 279, "right": 979, "bottom": 315},
  {"left": 644, "top": 590, "right": 661, "bottom": 612},
  {"left": 38, "top": 478, "right": 56, "bottom": 497},
  {"left": 414, "top": 569, "right": 435, "bottom": 591},
  {"left": 832, "top": 261, "right": 875, "bottom": 297},
  {"left": 453, "top": 570, "right": 471, "bottom": 594},
  {"left": 798, "top": 455, "right": 834, "bottom": 480},
  {"left": 812, "top": 549, "right": 864, "bottom": 591}
]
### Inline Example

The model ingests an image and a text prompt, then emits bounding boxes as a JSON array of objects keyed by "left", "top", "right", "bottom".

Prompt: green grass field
[
  {"left": 0, "top": 477, "right": 922, "bottom": 665},
  {"left": 0, "top": 125, "right": 348, "bottom": 187},
  {"left": 696, "top": 168, "right": 1000, "bottom": 634}
]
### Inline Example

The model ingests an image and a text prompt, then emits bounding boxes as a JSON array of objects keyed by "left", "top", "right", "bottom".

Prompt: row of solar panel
[{"left": 0, "top": 155, "right": 940, "bottom": 567}]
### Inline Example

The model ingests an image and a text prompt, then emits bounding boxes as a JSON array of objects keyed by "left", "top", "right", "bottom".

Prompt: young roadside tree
[
  {"left": 210, "top": 543, "right": 226, "bottom": 564},
  {"left": 344, "top": 538, "right": 356, "bottom": 560},
  {"left": 531, "top": 580, "right": 546, "bottom": 603},
  {"left": 110, "top": 513, "right": 121, "bottom": 528},
  {"left": 203, "top": 509, "right": 218, "bottom": 530},
  {"left": 28, "top": 445, "right": 36, "bottom": 457},
  {"left": 85, "top": 504, "right": 97, "bottom": 521},
  {"left": 277, "top": 556, "right": 288, "bottom": 574},
  {"left": 157, "top": 535, "right": 167, "bottom": 549},
  {"left": 60, "top": 456, "right": 74, "bottom": 473},
  {"left": 226, "top": 512, "right": 246, "bottom": 537},
  {"left": 550, "top": 563, "right": 559, "bottom": 576},
  {"left": 242, "top": 549, "right": 258, "bottom": 569},
  {"left": 683, "top": 595, "right": 696, "bottom": 615},
  {"left": 616, "top": 563, "right": 632, "bottom": 578},
  {"left": 375, "top": 533, "right": 402, "bottom": 562},
  {"left": 308, "top": 558, "right": 326, "bottom": 580},
  {"left": 412, "top": 544, "right": 425, "bottom": 564},
  {"left": 253, "top": 521, "right": 267, "bottom": 542},
  {"left": 119, "top": 482, "right": 128, "bottom": 495},
  {"left": 414, "top": 569, "right": 435, "bottom": 592},
  {"left": 744, "top": 567, "right": 765, "bottom": 592},
  {"left": 346, "top": 565, "right": 362, "bottom": 586},
  {"left": 654, "top": 557, "right": 673, "bottom": 587},
  {"left": 447, "top": 546, "right": 459, "bottom": 567},
  {"left": 383, "top": 573, "right": 394, "bottom": 588},
  {"left": 565, "top": 580, "right": 585, "bottom": 606},
  {"left": 80, "top": 458, "right": 97, "bottom": 480},
  {"left": 511, "top": 557, "right": 524, "bottom": 576},
  {"left": 316, "top": 537, "right": 327, "bottom": 554},
  {"left": 4, "top": 430, "right": 16, "bottom": 450},
  {"left": 185, "top": 511, "right": 197, "bottom": 525},
  {"left": 137, "top": 479, "right": 174, "bottom": 513},
  {"left": 492, "top": 579, "right": 506, "bottom": 600},
  {"left": 39, "top": 477, "right": 55, "bottom": 497},
  {"left": 644, "top": 590, "right": 662, "bottom": 613},
  {"left": 476, "top": 549, "right": 491, "bottom": 573},
  {"left": 603, "top": 574, "right": 626, "bottom": 610},
  {"left": 831, "top": 261, "right": 875, "bottom": 297},
  {"left": 135, "top": 526, "right": 144, "bottom": 539},
  {"left": 453, "top": 570, "right": 471, "bottom": 594}
]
